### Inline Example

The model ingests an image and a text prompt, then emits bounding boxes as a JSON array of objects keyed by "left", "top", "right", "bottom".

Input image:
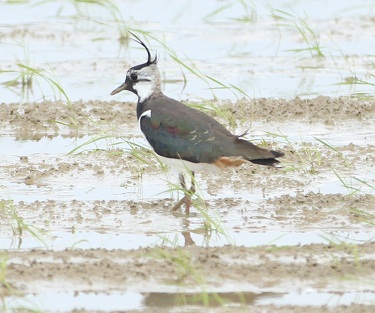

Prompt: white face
[{"left": 128, "top": 64, "right": 160, "bottom": 103}]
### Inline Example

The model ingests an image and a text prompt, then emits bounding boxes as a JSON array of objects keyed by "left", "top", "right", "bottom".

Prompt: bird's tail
[
  {"left": 236, "top": 138, "right": 285, "bottom": 167},
  {"left": 250, "top": 149, "right": 284, "bottom": 167}
]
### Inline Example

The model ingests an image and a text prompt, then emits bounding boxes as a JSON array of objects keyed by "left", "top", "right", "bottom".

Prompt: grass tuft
[
  {"left": 1, "top": 60, "right": 70, "bottom": 104},
  {"left": 0, "top": 253, "right": 15, "bottom": 297},
  {"left": 269, "top": 8, "right": 326, "bottom": 58},
  {"left": 150, "top": 247, "right": 228, "bottom": 306},
  {"left": 0, "top": 199, "right": 48, "bottom": 249}
]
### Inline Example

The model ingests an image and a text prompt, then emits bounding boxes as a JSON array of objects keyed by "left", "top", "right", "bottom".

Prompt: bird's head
[{"left": 110, "top": 33, "right": 160, "bottom": 103}]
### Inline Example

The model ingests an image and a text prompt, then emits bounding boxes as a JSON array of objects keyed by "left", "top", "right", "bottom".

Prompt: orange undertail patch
[{"left": 214, "top": 156, "right": 248, "bottom": 169}]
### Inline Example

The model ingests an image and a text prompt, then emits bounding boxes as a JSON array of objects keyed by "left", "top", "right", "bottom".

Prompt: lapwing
[{"left": 110, "top": 33, "right": 284, "bottom": 215}]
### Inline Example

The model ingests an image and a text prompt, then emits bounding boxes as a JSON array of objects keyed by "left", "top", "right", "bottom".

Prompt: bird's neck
[
  {"left": 136, "top": 67, "right": 162, "bottom": 103},
  {"left": 136, "top": 94, "right": 151, "bottom": 119}
]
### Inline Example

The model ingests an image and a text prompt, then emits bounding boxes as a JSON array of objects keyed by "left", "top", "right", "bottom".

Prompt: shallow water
[
  {"left": 1, "top": 0, "right": 375, "bottom": 104},
  {"left": 1, "top": 111, "right": 375, "bottom": 311},
  {"left": 1, "top": 1, "right": 375, "bottom": 312},
  {"left": 3, "top": 229, "right": 375, "bottom": 251},
  {"left": 7, "top": 290, "right": 375, "bottom": 312},
  {"left": 1, "top": 122, "right": 374, "bottom": 251}
]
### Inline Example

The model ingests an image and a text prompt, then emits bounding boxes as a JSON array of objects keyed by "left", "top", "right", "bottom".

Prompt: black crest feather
[{"left": 128, "top": 31, "right": 158, "bottom": 65}]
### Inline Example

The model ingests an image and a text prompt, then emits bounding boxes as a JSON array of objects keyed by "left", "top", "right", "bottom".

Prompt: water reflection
[
  {"left": 143, "top": 291, "right": 276, "bottom": 307},
  {"left": 6, "top": 290, "right": 375, "bottom": 311},
  {"left": 3, "top": 229, "right": 375, "bottom": 250}
]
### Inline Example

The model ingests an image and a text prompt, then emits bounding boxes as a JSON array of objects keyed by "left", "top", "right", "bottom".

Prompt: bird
[{"left": 110, "top": 33, "right": 284, "bottom": 215}]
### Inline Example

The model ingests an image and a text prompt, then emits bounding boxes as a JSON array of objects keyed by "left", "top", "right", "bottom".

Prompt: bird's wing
[
  {"left": 139, "top": 97, "right": 283, "bottom": 166},
  {"left": 140, "top": 104, "right": 230, "bottom": 164}
]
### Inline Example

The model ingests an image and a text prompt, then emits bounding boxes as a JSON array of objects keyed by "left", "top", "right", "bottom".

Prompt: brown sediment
[{"left": 1, "top": 96, "right": 374, "bottom": 313}]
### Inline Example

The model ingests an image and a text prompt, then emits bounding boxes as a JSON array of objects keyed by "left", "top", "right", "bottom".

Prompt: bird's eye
[{"left": 130, "top": 72, "right": 138, "bottom": 81}]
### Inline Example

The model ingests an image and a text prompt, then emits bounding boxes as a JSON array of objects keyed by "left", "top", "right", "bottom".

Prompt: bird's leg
[
  {"left": 190, "top": 171, "right": 196, "bottom": 194},
  {"left": 171, "top": 173, "right": 188, "bottom": 212},
  {"left": 171, "top": 171, "right": 196, "bottom": 215},
  {"left": 179, "top": 172, "right": 187, "bottom": 190},
  {"left": 182, "top": 231, "right": 195, "bottom": 246}
]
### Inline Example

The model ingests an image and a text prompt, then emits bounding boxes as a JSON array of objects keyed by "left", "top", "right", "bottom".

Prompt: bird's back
[{"left": 138, "top": 93, "right": 284, "bottom": 167}]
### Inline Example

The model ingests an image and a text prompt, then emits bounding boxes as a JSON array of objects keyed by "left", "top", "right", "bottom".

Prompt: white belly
[{"left": 155, "top": 154, "right": 220, "bottom": 174}]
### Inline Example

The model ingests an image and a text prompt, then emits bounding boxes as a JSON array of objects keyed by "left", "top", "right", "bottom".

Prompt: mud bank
[{"left": 1, "top": 96, "right": 375, "bottom": 312}]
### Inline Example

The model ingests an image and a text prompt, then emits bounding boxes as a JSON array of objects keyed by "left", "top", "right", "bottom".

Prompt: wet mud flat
[{"left": 1, "top": 96, "right": 375, "bottom": 312}]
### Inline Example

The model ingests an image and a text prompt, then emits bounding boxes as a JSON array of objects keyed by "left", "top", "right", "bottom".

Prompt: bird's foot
[
  {"left": 171, "top": 194, "right": 191, "bottom": 215},
  {"left": 172, "top": 171, "right": 197, "bottom": 216},
  {"left": 181, "top": 231, "right": 195, "bottom": 246}
]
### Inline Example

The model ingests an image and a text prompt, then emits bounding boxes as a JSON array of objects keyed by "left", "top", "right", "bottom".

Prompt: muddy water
[
  {"left": 1, "top": 97, "right": 374, "bottom": 313},
  {"left": 1, "top": 0, "right": 375, "bottom": 312}
]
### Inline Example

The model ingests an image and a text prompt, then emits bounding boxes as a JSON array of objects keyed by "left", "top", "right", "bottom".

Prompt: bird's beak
[{"left": 110, "top": 82, "right": 128, "bottom": 95}]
